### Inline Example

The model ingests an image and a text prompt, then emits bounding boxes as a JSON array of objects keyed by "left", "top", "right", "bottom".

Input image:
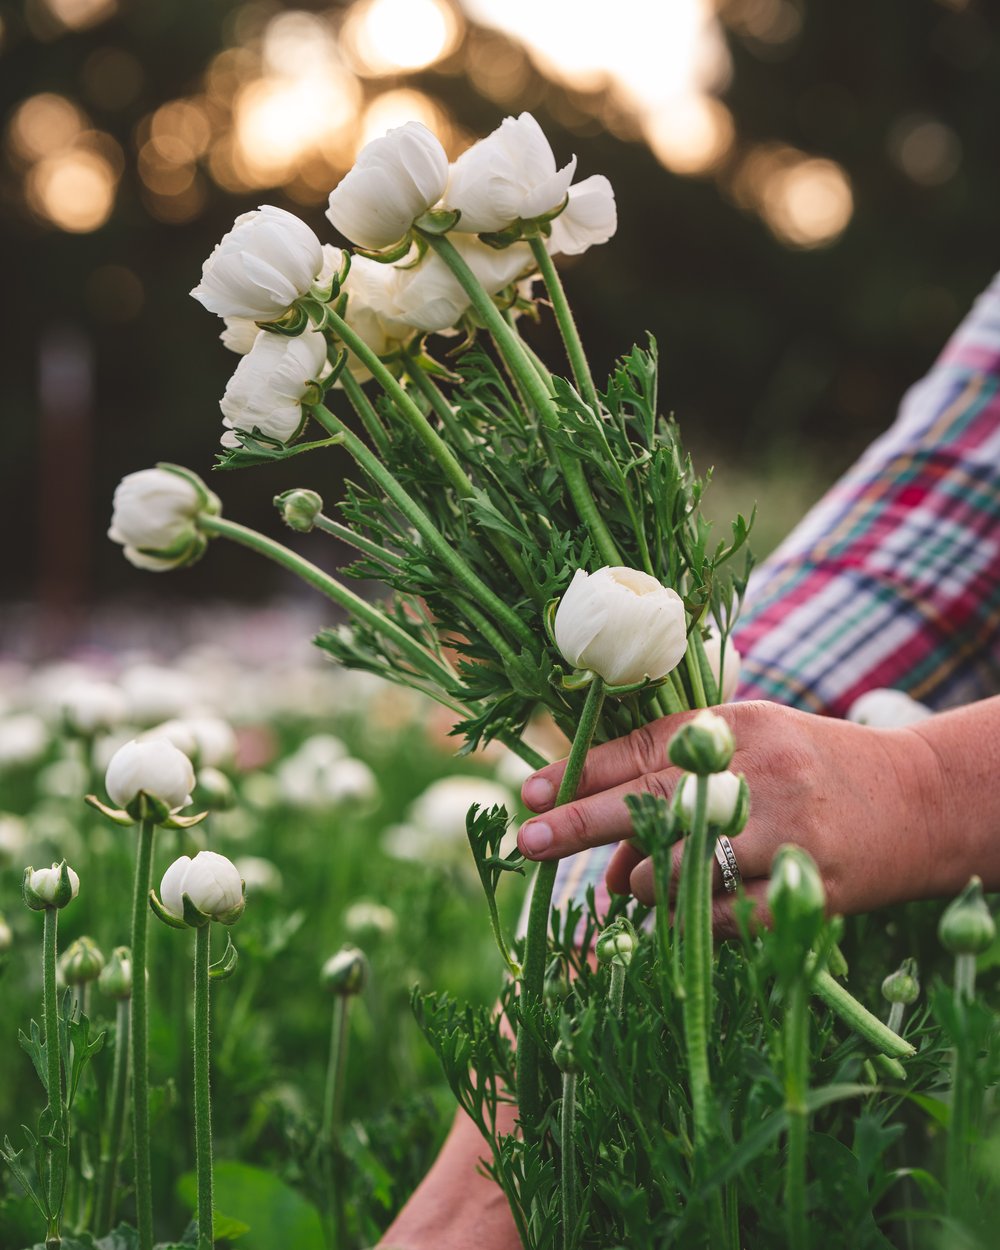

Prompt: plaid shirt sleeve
[{"left": 550, "top": 268, "right": 1000, "bottom": 915}]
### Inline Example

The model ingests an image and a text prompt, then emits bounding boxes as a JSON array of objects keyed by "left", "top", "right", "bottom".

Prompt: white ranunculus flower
[
  {"left": 703, "top": 633, "right": 742, "bottom": 703},
  {"left": 108, "top": 466, "right": 220, "bottom": 572},
  {"left": 29, "top": 862, "right": 80, "bottom": 906},
  {"left": 191, "top": 205, "right": 324, "bottom": 320},
  {"left": 327, "top": 122, "right": 449, "bottom": 251},
  {"left": 0, "top": 713, "right": 48, "bottom": 768},
  {"left": 553, "top": 566, "right": 688, "bottom": 686},
  {"left": 677, "top": 770, "right": 742, "bottom": 827},
  {"left": 233, "top": 855, "right": 283, "bottom": 896},
  {"left": 338, "top": 255, "right": 416, "bottom": 380},
  {"left": 0, "top": 813, "right": 29, "bottom": 863},
  {"left": 105, "top": 738, "right": 195, "bottom": 812},
  {"left": 846, "top": 688, "right": 933, "bottom": 728},
  {"left": 393, "top": 237, "right": 534, "bottom": 333},
  {"left": 219, "top": 329, "right": 328, "bottom": 448},
  {"left": 220, "top": 317, "right": 262, "bottom": 355},
  {"left": 445, "top": 112, "right": 577, "bottom": 234},
  {"left": 383, "top": 775, "right": 514, "bottom": 866},
  {"left": 58, "top": 679, "right": 129, "bottom": 736},
  {"left": 160, "top": 850, "right": 244, "bottom": 923},
  {"left": 145, "top": 715, "right": 236, "bottom": 768},
  {"left": 120, "top": 664, "right": 200, "bottom": 725},
  {"left": 547, "top": 174, "right": 617, "bottom": 256}
]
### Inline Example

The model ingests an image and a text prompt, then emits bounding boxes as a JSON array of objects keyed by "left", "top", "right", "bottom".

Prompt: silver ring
[{"left": 714, "top": 835, "right": 741, "bottom": 894}]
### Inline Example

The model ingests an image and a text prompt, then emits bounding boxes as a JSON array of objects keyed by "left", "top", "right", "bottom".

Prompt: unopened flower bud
[
  {"left": 595, "top": 921, "right": 635, "bottom": 968},
  {"left": 552, "top": 1037, "right": 580, "bottom": 1074},
  {"left": 108, "top": 465, "right": 220, "bottom": 573},
  {"left": 938, "top": 877, "right": 996, "bottom": 956},
  {"left": 105, "top": 738, "right": 195, "bottom": 822},
  {"left": 159, "top": 851, "right": 246, "bottom": 926},
  {"left": 881, "top": 958, "right": 920, "bottom": 1006},
  {"left": 321, "top": 945, "right": 369, "bottom": 996},
  {"left": 767, "top": 845, "right": 826, "bottom": 976},
  {"left": 675, "top": 770, "right": 748, "bottom": 835},
  {"left": 23, "top": 861, "right": 80, "bottom": 911},
  {"left": 668, "top": 710, "right": 735, "bottom": 775},
  {"left": 195, "top": 766, "right": 236, "bottom": 811},
  {"left": 59, "top": 935, "right": 105, "bottom": 985},
  {"left": 99, "top": 946, "right": 133, "bottom": 999},
  {"left": 275, "top": 488, "right": 323, "bottom": 533}
]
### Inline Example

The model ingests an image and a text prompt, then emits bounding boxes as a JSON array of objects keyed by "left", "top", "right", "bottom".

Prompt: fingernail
[
  {"left": 522, "top": 776, "right": 555, "bottom": 811},
  {"left": 520, "top": 821, "right": 553, "bottom": 856}
]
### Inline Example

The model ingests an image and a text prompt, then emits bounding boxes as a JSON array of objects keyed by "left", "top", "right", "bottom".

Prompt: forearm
[
  {"left": 909, "top": 694, "right": 1000, "bottom": 896},
  {"left": 378, "top": 1103, "right": 520, "bottom": 1250}
]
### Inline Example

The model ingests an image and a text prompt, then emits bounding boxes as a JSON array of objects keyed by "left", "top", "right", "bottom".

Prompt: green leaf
[
  {"left": 177, "top": 1162, "right": 322, "bottom": 1250},
  {"left": 96, "top": 1224, "right": 140, "bottom": 1250}
]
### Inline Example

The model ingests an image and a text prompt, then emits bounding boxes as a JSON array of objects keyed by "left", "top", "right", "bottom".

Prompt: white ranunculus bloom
[
  {"left": 547, "top": 174, "right": 618, "bottom": 257},
  {"left": 120, "top": 664, "right": 200, "bottom": 724},
  {"left": 677, "top": 770, "right": 742, "bottom": 827},
  {"left": 233, "top": 855, "right": 283, "bottom": 896},
  {"left": 393, "top": 237, "right": 534, "bottom": 333},
  {"left": 145, "top": 715, "right": 236, "bottom": 768},
  {"left": 383, "top": 775, "right": 514, "bottom": 866},
  {"left": 0, "top": 813, "right": 29, "bottom": 863},
  {"left": 191, "top": 205, "right": 324, "bottom": 320},
  {"left": 703, "top": 633, "right": 742, "bottom": 703},
  {"left": 160, "top": 850, "right": 244, "bottom": 923},
  {"left": 105, "top": 738, "right": 195, "bottom": 812},
  {"left": 445, "top": 112, "right": 577, "bottom": 234},
  {"left": 58, "top": 679, "right": 129, "bottom": 736},
  {"left": 220, "top": 317, "right": 261, "bottom": 355},
  {"left": 29, "top": 862, "right": 80, "bottom": 906},
  {"left": 338, "top": 255, "right": 416, "bottom": 380},
  {"left": 0, "top": 713, "right": 48, "bottom": 768},
  {"left": 846, "top": 688, "right": 933, "bottom": 728},
  {"left": 553, "top": 566, "right": 688, "bottom": 686},
  {"left": 327, "top": 122, "right": 449, "bottom": 251},
  {"left": 108, "top": 467, "right": 220, "bottom": 572},
  {"left": 219, "top": 329, "right": 327, "bottom": 448}
]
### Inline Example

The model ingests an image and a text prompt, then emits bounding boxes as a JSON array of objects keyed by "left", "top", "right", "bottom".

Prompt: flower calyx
[
  {"left": 59, "top": 935, "right": 105, "bottom": 985},
  {"left": 595, "top": 918, "right": 637, "bottom": 968},
  {"left": 23, "top": 860, "right": 80, "bottom": 911},
  {"left": 881, "top": 957, "right": 920, "bottom": 1006}
]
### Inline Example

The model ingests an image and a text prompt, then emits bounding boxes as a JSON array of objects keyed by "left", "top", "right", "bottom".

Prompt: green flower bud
[
  {"left": 595, "top": 920, "right": 635, "bottom": 968},
  {"left": 59, "top": 935, "right": 105, "bottom": 986},
  {"left": 552, "top": 1037, "right": 580, "bottom": 1074},
  {"left": 195, "top": 766, "right": 236, "bottom": 811},
  {"left": 321, "top": 944, "right": 369, "bottom": 996},
  {"left": 99, "top": 946, "right": 133, "bottom": 999},
  {"left": 275, "top": 488, "right": 324, "bottom": 533},
  {"left": 767, "top": 845, "right": 826, "bottom": 978},
  {"left": 881, "top": 958, "right": 920, "bottom": 1006},
  {"left": 23, "top": 861, "right": 80, "bottom": 911},
  {"left": 668, "top": 709, "right": 735, "bottom": 775},
  {"left": 938, "top": 877, "right": 996, "bottom": 956}
]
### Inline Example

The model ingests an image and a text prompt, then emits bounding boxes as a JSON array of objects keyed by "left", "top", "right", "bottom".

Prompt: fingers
[
  {"left": 626, "top": 855, "right": 772, "bottom": 939},
  {"left": 607, "top": 842, "right": 645, "bottom": 894},
  {"left": 521, "top": 711, "right": 698, "bottom": 812},
  {"left": 517, "top": 766, "right": 685, "bottom": 858}
]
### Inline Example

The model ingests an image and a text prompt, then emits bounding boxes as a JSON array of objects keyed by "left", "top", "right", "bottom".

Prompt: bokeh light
[
  {"left": 730, "top": 144, "right": 854, "bottom": 248},
  {"left": 888, "top": 115, "right": 962, "bottom": 187},
  {"left": 343, "top": 0, "right": 461, "bottom": 75},
  {"left": 40, "top": 0, "right": 117, "bottom": 31},
  {"left": 644, "top": 95, "right": 735, "bottom": 175},
  {"left": 358, "top": 89, "right": 454, "bottom": 152},
  {"left": 7, "top": 94, "right": 85, "bottom": 163},
  {"left": 26, "top": 149, "right": 117, "bottom": 232}
]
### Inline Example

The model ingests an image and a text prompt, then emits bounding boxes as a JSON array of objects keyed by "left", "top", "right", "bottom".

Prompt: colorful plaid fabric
[{"left": 551, "top": 269, "right": 1000, "bottom": 914}]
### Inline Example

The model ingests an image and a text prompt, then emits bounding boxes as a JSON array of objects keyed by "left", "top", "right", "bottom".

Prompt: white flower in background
[
  {"left": 0, "top": 813, "right": 28, "bottom": 863},
  {"left": 445, "top": 112, "right": 577, "bottom": 234},
  {"left": 109, "top": 465, "right": 220, "bottom": 572},
  {"left": 703, "top": 633, "right": 742, "bottom": 703},
  {"left": 494, "top": 747, "right": 535, "bottom": 792},
  {"left": 233, "top": 855, "right": 283, "bottom": 897},
  {"left": 120, "top": 663, "right": 201, "bottom": 724},
  {"left": 384, "top": 775, "right": 514, "bottom": 865},
  {"left": 220, "top": 329, "right": 327, "bottom": 448},
  {"left": 846, "top": 688, "right": 933, "bottom": 728},
  {"left": 159, "top": 850, "right": 244, "bottom": 924},
  {"left": 0, "top": 713, "right": 48, "bottom": 768},
  {"left": 27, "top": 862, "right": 80, "bottom": 907},
  {"left": 0, "top": 914, "right": 12, "bottom": 952},
  {"left": 191, "top": 205, "right": 324, "bottom": 320},
  {"left": 338, "top": 255, "right": 416, "bottom": 380},
  {"left": 344, "top": 898, "right": 398, "bottom": 939},
  {"left": 676, "top": 770, "right": 742, "bottom": 827},
  {"left": 58, "top": 679, "right": 129, "bottom": 736},
  {"left": 145, "top": 715, "right": 236, "bottom": 768},
  {"left": 393, "top": 236, "right": 534, "bottom": 334},
  {"left": 38, "top": 758, "right": 90, "bottom": 800},
  {"left": 547, "top": 174, "right": 618, "bottom": 256},
  {"left": 554, "top": 566, "right": 688, "bottom": 686},
  {"left": 276, "top": 736, "right": 377, "bottom": 809},
  {"left": 105, "top": 738, "right": 195, "bottom": 813},
  {"left": 326, "top": 122, "right": 449, "bottom": 251},
  {"left": 220, "top": 317, "right": 261, "bottom": 355}
]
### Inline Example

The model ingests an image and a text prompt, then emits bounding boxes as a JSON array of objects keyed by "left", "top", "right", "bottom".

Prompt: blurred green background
[{"left": 2, "top": 0, "right": 998, "bottom": 650}]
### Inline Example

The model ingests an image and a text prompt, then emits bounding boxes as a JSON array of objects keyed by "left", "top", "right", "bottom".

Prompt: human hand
[{"left": 517, "top": 700, "right": 943, "bottom": 936}]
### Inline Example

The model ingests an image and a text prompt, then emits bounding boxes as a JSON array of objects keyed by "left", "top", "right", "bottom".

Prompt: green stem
[
  {"left": 688, "top": 627, "right": 718, "bottom": 706},
  {"left": 95, "top": 998, "right": 131, "bottom": 1235},
  {"left": 130, "top": 819, "right": 155, "bottom": 1250},
  {"left": 682, "top": 775, "right": 714, "bottom": 1146},
  {"left": 810, "top": 967, "right": 915, "bottom": 1058},
  {"left": 886, "top": 1002, "right": 904, "bottom": 1036},
  {"left": 560, "top": 1070, "right": 579, "bottom": 1250},
  {"left": 308, "top": 405, "right": 537, "bottom": 650},
  {"left": 322, "top": 996, "right": 351, "bottom": 1249},
  {"left": 42, "top": 907, "right": 65, "bottom": 1241},
  {"left": 527, "top": 235, "right": 599, "bottom": 411},
  {"left": 954, "top": 952, "right": 976, "bottom": 1003},
  {"left": 198, "top": 514, "right": 461, "bottom": 688},
  {"left": 194, "top": 924, "right": 213, "bottom": 1250},
  {"left": 784, "top": 978, "right": 810, "bottom": 1250},
  {"left": 685, "top": 643, "right": 708, "bottom": 709},
  {"left": 313, "top": 513, "right": 407, "bottom": 572},
  {"left": 608, "top": 963, "right": 626, "bottom": 1017},
  {"left": 338, "top": 367, "right": 390, "bottom": 457},
  {"left": 420, "top": 232, "right": 622, "bottom": 567},
  {"left": 517, "top": 677, "right": 606, "bottom": 1137},
  {"left": 400, "top": 345, "right": 472, "bottom": 452}
]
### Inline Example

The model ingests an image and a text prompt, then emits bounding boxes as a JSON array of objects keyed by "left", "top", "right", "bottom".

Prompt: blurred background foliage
[{"left": 1, "top": 0, "right": 998, "bottom": 649}]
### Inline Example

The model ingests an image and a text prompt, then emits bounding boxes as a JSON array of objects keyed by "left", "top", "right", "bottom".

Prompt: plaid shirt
[{"left": 552, "top": 269, "right": 1000, "bottom": 913}]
